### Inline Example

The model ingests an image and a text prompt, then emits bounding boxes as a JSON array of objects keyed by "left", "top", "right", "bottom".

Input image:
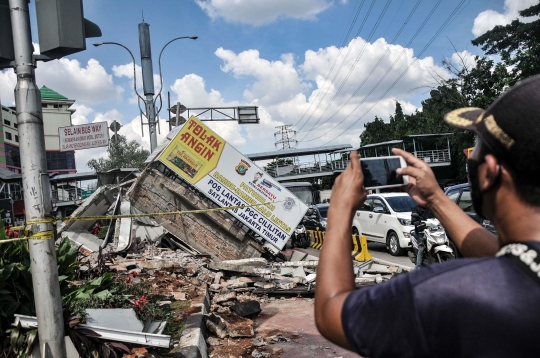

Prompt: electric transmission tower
[{"left": 274, "top": 125, "right": 298, "bottom": 150}]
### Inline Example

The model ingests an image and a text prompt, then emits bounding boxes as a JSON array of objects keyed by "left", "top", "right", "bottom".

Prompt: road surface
[{"left": 285, "top": 240, "right": 414, "bottom": 268}]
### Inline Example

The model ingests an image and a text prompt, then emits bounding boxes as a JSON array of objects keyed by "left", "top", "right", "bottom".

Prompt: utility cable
[
  {"left": 295, "top": 0, "right": 373, "bottom": 133},
  {"left": 298, "top": 0, "right": 424, "bottom": 142},
  {"left": 296, "top": 0, "right": 392, "bottom": 135},
  {"left": 292, "top": 0, "right": 365, "bottom": 128},
  {"left": 318, "top": 0, "right": 467, "bottom": 146}
]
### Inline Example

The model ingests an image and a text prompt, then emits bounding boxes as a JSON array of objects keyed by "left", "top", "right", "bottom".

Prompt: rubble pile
[{"left": 63, "top": 243, "right": 404, "bottom": 357}]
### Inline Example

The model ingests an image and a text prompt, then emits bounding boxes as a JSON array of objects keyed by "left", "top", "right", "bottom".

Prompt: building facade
[
  {"left": 0, "top": 85, "right": 77, "bottom": 174},
  {"left": 0, "top": 86, "right": 78, "bottom": 224}
]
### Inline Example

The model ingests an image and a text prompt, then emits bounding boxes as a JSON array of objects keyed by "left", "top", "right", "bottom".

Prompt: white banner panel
[
  {"left": 158, "top": 116, "right": 308, "bottom": 249},
  {"left": 58, "top": 122, "right": 109, "bottom": 151}
]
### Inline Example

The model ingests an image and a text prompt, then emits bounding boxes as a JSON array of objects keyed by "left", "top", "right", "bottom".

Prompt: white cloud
[
  {"left": 112, "top": 63, "right": 161, "bottom": 103},
  {"left": 214, "top": 37, "right": 449, "bottom": 148},
  {"left": 450, "top": 50, "right": 478, "bottom": 71},
  {"left": 195, "top": 0, "right": 332, "bottom": 26},
  {"left": 170, "top": 74, "right": 249, "bottom": 147},
  {"left": 216, "top": 48, "right": 308, "bottom": 106},
  {"left": 0, "top": 69, "right": 16, "bottom": 106},
  {"left": 0, "top": 58, "right": 123, "bottom": 106},
  {"left": 70, "top": 103, "right": 94, "bottom": 125},
  {"left": 472, "top": 0, "right": 538, "bottom": 37}
]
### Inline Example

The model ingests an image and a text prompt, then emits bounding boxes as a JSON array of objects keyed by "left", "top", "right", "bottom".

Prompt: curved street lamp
[
  {"left": 93, "top": 42, "right": 146, "bottom": 103},
  {"left": 155, "top": 36, "right": 198, "bottom": 105}
]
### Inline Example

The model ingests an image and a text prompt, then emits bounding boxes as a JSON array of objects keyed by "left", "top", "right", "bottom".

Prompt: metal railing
[
  {"left": 415, "top": 149, "right": 450, "bottom": 163},
  {"left": 51, "top": 186, "right": 96, "bottom": 203},
  {"left": 264, "top": 158, "right": 350, "bottom": 179}
]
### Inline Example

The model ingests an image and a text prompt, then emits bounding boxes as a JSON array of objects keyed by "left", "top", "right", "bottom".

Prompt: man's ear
[{"left": 482, "top": 154, "right": 501, "bottom": 191}]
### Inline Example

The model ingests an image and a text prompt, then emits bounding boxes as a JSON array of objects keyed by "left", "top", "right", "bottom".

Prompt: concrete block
[
  {"left": 230, "top": 300, "right": 261, "bottom": 317},
  {"left": 220, "top": 258, "right": 267, "bottom": 267},
  {"left": 280, "top": 267, "right": 293, "bottom": 276},
  {"left": 213, "top": 291, "right": 236, "bottom": 304},
  {"left": 289, "top": 250, "right": 308, "bottom": 262},
  {"left": 292, "top": 266, "right": 306, "bottom": 278}
]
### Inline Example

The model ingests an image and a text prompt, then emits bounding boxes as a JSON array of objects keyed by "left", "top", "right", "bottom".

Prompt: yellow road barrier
[
  {"left": 309, "top": 230, "right": 324, "bottom": 250},
  {"left": 351, "top": 234, "right": 373, "bottom": 261},
  {"left": 306, "top": 230, "right": 372, "bottom": 262}
]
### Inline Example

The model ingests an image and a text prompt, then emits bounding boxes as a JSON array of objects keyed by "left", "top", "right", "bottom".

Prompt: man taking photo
[{"left": 315, "top": 74, "right": 540, "bottom": 357}]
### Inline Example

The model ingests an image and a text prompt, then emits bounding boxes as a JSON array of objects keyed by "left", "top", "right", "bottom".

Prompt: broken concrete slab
[
  {"left": 220, "top": 258, "right": 268, "bottom": 267},
  {"left": 60, "top": 230, "right": 103, "bottom": 254},
  {"left": 213, "top": 291, "right": 236, "bottom": 304},
  {"left": 365, "top": 263, "right": 393, "bottom": 274},
  {"left": 292, "top": 266, "right": 306, "bottom": 278},
  {"left": 280, "top": 267, "right": 293, "bottom": 276},
  {"left": 205, "top": 313, "right": 228, "bottom": 339},
  {"left": 117, "top": 201, "right": 133, "bottom": 252},
  {"left": 254, "top": 282, "right": 275, "bottom": 289},
  {"left": 289, "top": 250, "right": 308, "bottom": 262},
  {"left": 208, "top": 261, "right": 271, "bottom": 275}
]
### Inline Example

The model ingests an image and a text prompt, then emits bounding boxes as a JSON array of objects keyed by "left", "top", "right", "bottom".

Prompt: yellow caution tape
[{"left": 0, "top": 201, "right": 283, "bottom": 245}]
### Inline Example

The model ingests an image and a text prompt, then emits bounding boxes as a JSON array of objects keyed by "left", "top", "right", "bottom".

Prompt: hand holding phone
[{"left": 359, "top": 155, "right": 409, "bottom": 190}]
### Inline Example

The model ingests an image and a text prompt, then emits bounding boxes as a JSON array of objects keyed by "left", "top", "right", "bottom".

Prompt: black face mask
[
  {"left": 467, "top": 157, "right": 502, "bottom": 220},
  {"left": 467, "top": 158, "right": 486, "bottom": 219}
]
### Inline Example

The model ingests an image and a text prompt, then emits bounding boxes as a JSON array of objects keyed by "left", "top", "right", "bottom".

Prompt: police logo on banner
[
  {"left": 235, "top": 160, "right": 250, "bottom": 175},
  {"left": 282, "top": 197, "right": 296, "bottom": 211}
]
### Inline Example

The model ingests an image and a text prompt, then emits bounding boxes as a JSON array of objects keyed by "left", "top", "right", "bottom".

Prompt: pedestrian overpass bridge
[{"left": 246, "top": 133, "right": 452, "bottom": 182}]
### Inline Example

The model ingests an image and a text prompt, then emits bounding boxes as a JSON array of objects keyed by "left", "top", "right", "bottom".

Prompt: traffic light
[
  {"left": 35, "top": 0, "right": 101, "bottom": 59},
  {"left": 0, "top": 0, "right": 14, "bottom": 65}
]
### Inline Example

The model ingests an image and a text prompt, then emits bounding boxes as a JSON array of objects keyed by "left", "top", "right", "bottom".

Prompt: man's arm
[
  {"left": 392, "top": 148, "right": 499, "bottom": 257},
  {"left": 314, "top": 151, "right": 367, "bottom": 350}
]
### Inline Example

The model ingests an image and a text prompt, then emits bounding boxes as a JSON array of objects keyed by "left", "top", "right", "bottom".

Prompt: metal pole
[
  {"left": 9, "top": 0, "right": 66, "bottom": 357},
  {"left": 138, "top": 22, "right": 158, "bottom": 152}
]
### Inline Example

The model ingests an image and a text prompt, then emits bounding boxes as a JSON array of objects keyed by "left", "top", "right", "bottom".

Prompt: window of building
[
  {"left": 46, "top": 151, "right": 76, "bottom": 171},
  {"left": 15, "top": 135, "right": 18, "bottom": 143},
  {"left": 5, "top": 132, "right": 12, "bottom": 140},
  {"left": 14, "top": 123, "right": 17, "bottom": 128},
  {"left": 5, "top": 144, "right": 20, "bottom": 168},
  {"left": 3, "top": 119, "right": 10, "bottom": 126}
]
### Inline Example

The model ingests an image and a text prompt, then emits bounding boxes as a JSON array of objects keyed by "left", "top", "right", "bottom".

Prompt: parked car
[
  {"left": 302, "top": 204, "right": 329, "bottom": 231},
  {"left": 352, "top": 193, "right": 417, "bottom": 256},
  {"left": 444, "top": 183, "right": 497, "bottom": 234}
]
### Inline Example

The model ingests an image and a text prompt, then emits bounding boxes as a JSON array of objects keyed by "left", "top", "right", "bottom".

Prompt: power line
[
  {"left": 298, "top": 0, "right": 424, "bottom": 142},
  {"left": 292, "top": 0, "right": 365, "bottom": 128},
  {"left": 296, "top": 0, "right": 392, "bottom": 136},
  {"left": 319, "top": 0, "right": 467, "bottom": 146},
  {"left": 295, "top": 0, "right": 375, "bottom": 134}
]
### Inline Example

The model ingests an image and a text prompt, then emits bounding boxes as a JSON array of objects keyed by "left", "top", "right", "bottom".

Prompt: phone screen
[{"left": 360, "top": 157, "right": 404, "bottom": 189}]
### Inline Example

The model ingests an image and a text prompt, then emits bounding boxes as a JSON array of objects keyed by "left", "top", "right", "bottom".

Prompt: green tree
[
  {"left": 87, "top": 135, "right": 150, "bottom": 172},
  {"left": 472, "top": 2, "right": 540, "bottom": 84}
]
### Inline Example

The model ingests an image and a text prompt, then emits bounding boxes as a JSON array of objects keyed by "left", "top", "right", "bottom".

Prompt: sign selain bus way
[{"left": 58, "top": 121, "right": 110, "bottom": 151}]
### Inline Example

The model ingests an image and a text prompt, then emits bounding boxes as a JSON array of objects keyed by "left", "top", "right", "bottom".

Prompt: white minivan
[{"left": 351, "top": 193, "right": 417, "bottom": 256}]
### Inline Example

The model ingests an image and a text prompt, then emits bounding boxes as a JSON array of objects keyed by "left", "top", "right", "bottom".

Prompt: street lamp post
[{"left": 94, "top": 24, "right": 197, "bottom": 152}]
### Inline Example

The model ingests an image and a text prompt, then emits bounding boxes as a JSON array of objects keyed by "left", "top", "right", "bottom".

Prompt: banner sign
[
  {"left": 157, "top": 116, "right": 308, "bottom": 249},
  {"left": 58, "top": 122, "right": 109, "bottom": 151}
]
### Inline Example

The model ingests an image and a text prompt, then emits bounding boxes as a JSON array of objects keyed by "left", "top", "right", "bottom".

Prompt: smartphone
[{"left": 360, "top": 155, "right": 409, "bottom": 189}]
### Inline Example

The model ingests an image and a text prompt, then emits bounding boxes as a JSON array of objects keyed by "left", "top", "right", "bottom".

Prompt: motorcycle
[
  {"left": 291, "top": 224, "right": 310, "bottom": 249},
  {"left": 407, "top": 213, "right": 455, "bottom": 265}
]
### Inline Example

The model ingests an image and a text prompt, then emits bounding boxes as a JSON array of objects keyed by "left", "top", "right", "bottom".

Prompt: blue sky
[{"left": 0, "top": 0, "right": 536, "bottom": 171}]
